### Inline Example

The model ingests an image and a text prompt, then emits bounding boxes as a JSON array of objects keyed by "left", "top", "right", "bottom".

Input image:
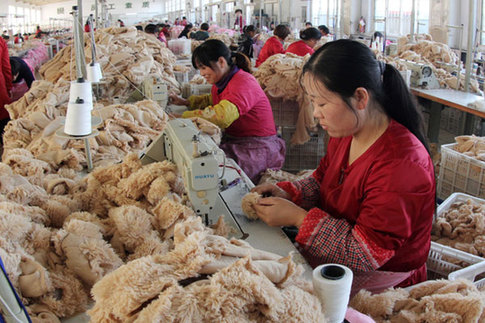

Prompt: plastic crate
[
  {"left": 427, "top": 242, "right": 485, "bottom": 288},
  {"left": 281, "top": 126, "right": 326, "bottom": 173},
  {"left": 428, "top": 193, "right": 485, "bottom": 287},
  {"left": 437, "top": 143, "right": 485, "bottom": 200},
  {"left": 268, "top": 96, "right": 300, "bottom": 127}
]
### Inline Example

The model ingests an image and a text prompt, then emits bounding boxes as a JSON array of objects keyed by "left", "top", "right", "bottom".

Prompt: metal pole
[
  {"left": 89, "top": 14, "right": 96, "bottom": 64},
  {"left": 465, "top": 0, "right": 477, "bottom": 92},
  {"left": 410, "top": 0, "right": 416, "bottom": 42},
  {"left": 259, "top": 0, "right": 263, "bottom": 30},
  {"left": 95, "top": 0, "right": 99, "bottom": 30},
  {"left": 77, "top": 0, "right": 87, "bottom": 79},
  {"left": 72, "top": 6, "right": 83, "bottom": 80}
]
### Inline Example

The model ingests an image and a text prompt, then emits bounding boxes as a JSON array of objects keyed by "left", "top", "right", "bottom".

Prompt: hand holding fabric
[
  {"left": 253, "top": 197, "right": 306, "bottom": 227},
  {"left": 251, "top": 183, "right": 291, "bottom": 199}
]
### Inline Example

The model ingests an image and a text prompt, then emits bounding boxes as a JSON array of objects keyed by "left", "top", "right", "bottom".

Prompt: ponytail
[
  {"left": 302, "top": 39, "right": 430, "bottom": 153},
  {"left": 232, "top": 52, "right": 252, "bottom": 73},
  {"left": 381, "top": 63, "right": 429, "bottom": 152}
]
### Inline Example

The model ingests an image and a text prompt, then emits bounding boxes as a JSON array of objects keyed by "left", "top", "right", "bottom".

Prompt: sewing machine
[
  {"left": 400, "top": 60, "right": 440, "bottom": 89},
  {"left": 141, "top": 76, "right": 168, "bottom": 108},
  {"left": 140, "top": 118, "right": 311, "bottom": 274}
]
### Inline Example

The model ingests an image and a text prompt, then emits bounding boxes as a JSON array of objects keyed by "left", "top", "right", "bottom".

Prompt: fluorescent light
[{"left": 126, "top": 12, "right": 137, "bottom": 15}]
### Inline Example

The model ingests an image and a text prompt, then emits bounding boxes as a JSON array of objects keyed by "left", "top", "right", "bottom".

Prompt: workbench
[{"left": 411, "top": 88, "right": 485, "bottom": 143}]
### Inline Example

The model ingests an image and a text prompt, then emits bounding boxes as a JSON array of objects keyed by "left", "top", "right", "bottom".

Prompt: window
[
  {"left": 312, "top": 0, "right": 338, "bottom": 31},
  {"left": 374, "top": 0, "right": 429, "bottom": 37},
  {"left": 125, "top": 2, "right": 132, "bottom": 9},
  {"left": 57, "top": 7, "right": 65, "bottom": 15},
  {"left": 142, "top": 2, "right": 149, "bottom": 8}
]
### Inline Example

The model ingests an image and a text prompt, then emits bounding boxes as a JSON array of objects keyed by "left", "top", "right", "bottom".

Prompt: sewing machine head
[
  {"left": 400, "top": 60, "right": 440, "bottom": 89},
  {"left": 140, "top": 118, "right": 220, "bottom": 217},
  {"left": 141, "top": 76, "right": 168, "bottom": 107}
]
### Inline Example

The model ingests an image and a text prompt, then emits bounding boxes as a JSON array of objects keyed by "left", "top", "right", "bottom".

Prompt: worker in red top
[
  {"left": 181, "top": 17, "right": 188, "bottom": 26},
  {"left": 84, "top": 19, "right": 91, "bottom": 33},
  {"left": 286, "top": 27, "right": 321, "bottom": 56},
  {"left": 234, "top": 9, "right": 244, "bottom": 33},
  {"left": 0, "top": 37, "right": 12, "bottom": 143},
  {"left": 34, "top": 26, "right": 42, "bottom": 39},
  {"left": 251, "top": 40, "right": 435, "bottom": 293},
  {"left": 169, "top": 40, "right": 285, "bottom": 183},
  {"left": 255, "top": 24, "right": 290, "bottom": 67}
]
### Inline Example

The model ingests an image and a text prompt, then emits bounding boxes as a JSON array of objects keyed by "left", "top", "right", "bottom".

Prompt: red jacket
[
  {"left": 279, "top": 120, "right": 435, "bottom": 288},
  {"left": 211, "top": 69, "right": 276, "bottom": 137},
  {"left": 84, "top": 24, "right": 90, "bottom": 32},
  {"left": 0, "top": 38, "right": 12, "bottom": 119},
  {"left": 255, "top": 36, "right": 285, "bottom": 67},
  {"left": 286, "top": 40, "right": 314, "bottom": 56}
]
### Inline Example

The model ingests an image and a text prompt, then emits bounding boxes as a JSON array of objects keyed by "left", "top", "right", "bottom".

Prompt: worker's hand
[
  {"left": 251, "top": 183, "right": 291, "bottom": 200},
  {"left": 253, "top": 197, "right": 306, "bottom": 227},
  {"left": 169, "top": 94, "right": 189, "bottom": 106}
]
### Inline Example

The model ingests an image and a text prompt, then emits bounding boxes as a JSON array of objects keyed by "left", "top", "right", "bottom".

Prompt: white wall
[{"left": 41, "top": 0, "right": 165, "bottom": 28}]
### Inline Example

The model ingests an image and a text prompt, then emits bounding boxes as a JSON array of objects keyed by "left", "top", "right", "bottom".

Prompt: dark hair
[
  {"left": 10, "top": 58, "right": 21, "bottom": 76},
  {"left": 302, "top": 39, "right": 429, "bottom": 152},
  {"left": 300, "top": 27, "right": 322, "bottom": 41},
  {"left": 235, "top": 9, "right": 242, "bottom": 14},
  {"left": 244, "top": 25, "right": 256, "bottom": 34},
  {"left": 200, "top": 23, "right": 209, "bottom": 31},
  {"left": 178, "top": 23, "right": 193, "bottom": 38},
  {"left": 305, "top": 22, "right": 312, "bottom": 26},
  {"left": 144, "top": 24, "right": 157, "bottom": 34},
  {"left": 135, "top": 25, "right": 143, "bottom": 31},
  {"left": 182, "top": 16, "right": 186, "bottom": 19},
  {"left": 318, "top": 25, "right": 329, "bottom": 35},
  {"left": 192, "top": 39, "right": 251, "bottom": 74},
  {"left": 274, "top": 24, "right": 290, "bottom": 40},
  {"left": 372, "top": 31, "right": 384, "bottom": 42}
]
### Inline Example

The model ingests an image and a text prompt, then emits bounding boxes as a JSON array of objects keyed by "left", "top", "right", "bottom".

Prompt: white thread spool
[
  {"left": 87, "top": 62, "right": 103, "bottom": 83},
  {"left": 312, "top": 264, "right": 353, "bottom": 323},
  {"left": 69, "top": 80, "right": 93, "bottom": 108},
  {"left": 64, "top": 99, "right": 92, "bottom": 136}
]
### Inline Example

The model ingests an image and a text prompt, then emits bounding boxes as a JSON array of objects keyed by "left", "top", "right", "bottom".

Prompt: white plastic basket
[
  {"left": 427, "top": 192, "right": 485, "bottom": 288},
  {"left": 437, "top": 143, "right": 485, "bottom": 200}
]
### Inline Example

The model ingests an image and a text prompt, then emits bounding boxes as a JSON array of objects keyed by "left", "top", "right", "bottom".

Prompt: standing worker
[
  {"left": 234, "top": 9, "right": 244, "bottom": 33},
  {"left": 255, "top": 24, "right": 290, "bottom": 67},
  {"left": 169, "top": 40, "right": 285, "bottom": 183},
  {"left": 286, "top": 27, "right": 321, "bottom": 56},
  {"left": 251, "top": 40, "right": 435, "bottom": 292},
  {"left": 0, "top": 37, "right": 12, "bottom": 144}
]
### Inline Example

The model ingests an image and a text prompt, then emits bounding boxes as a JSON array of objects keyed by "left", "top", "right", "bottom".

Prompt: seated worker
[
  {"left": 286, "top": 27, "right": 321, "bottom": 56},
  {"left": 156, "top": 24, "right": 168, "bottom": 46},
  {"left": 190, "top": 23, "right": 210, "bottom": 41},
  {"left": 305, "top": 21, "right": 312, "bottom": 28},
  {"left": 251, "top": 40, "right": 435, "bottom": 292},
  {"left": 237, "top": 25, "right": 258, "bottom": 58},
  {"left": 255, "top": 24, "right": 290, "bottom": 67},
  {"left": 318, "top": 25, "right": 330, "bottom": 36},
  {"left": 14, "top": 33, "right": 24, "bottom": 44},
  {"left": 169, "top": 40, "right": 285, "bottom": 183},
  {"left": 10, "top": 56, "right": 35, "bottom": 101},
  {"left": 178, "top": 23, "right": 193, "bottom": 38}
]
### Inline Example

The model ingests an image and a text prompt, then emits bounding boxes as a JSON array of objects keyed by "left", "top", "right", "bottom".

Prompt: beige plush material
[
  {"left": 254, "top": 53, "right": 317, "bottom": 145},
  {"left": 89, "top": 226, "right": 324, "bottom": 322},
  {"left": 350, "top": 279, "right": 485, "bottom": 322},
  {"left": 241, "top": 192, "right": 262, "bottom": 220},
  {"left": 18, "top": 257, "right": 52, "bottom": 297}
]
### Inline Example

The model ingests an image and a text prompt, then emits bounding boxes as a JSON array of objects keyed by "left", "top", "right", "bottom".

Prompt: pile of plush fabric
[
  {"left": 432, "top": 196, "right": 485, "bottom": 257},
  {"left": 0, "top": 152, "right": 326, "bottom": 322},
  {"left": 254, "top": 53, "right": 316, "bottom": 145},
  {"left": 350, "top": 279, "right": 485, "bottom": 322}
]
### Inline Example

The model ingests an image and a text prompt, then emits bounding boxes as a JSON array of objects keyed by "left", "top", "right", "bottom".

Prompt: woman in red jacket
[
  {"left": 170, "top": 40, "right": 285, "bottom": 183},
  {"left": 255, "top": 24, "right": 290, "bottom": 67},
  {"left": 286, "top": 27, "right": 321, "bottom": 56},
  {"left": 252, "top": 40, "right": 435, "bottom": 293},
  {"left": 0, "top": 37, "right": 12, "bottom": 143}
]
